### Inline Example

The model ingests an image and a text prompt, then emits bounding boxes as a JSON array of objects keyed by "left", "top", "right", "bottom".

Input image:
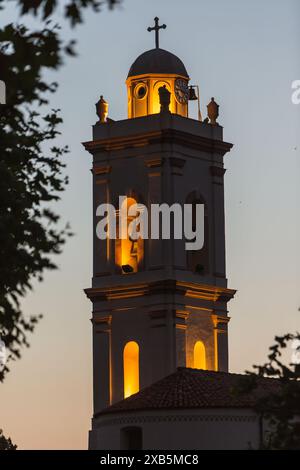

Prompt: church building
[{"left": 83, "top": 18, "right": 271, "bottom": 450}]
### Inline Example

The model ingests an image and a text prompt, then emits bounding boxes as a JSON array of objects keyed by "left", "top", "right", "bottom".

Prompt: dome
[{"left": 127, "top": 48, "right": 189, "bottom": 79}]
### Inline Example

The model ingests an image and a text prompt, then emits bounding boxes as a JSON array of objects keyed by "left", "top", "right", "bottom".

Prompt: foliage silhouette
[
  {"left": 237, "top": 333, "right": 300, "bottom": 449},
  {"left": 0, "top": 0, "right": 120, "bottom": 445}
]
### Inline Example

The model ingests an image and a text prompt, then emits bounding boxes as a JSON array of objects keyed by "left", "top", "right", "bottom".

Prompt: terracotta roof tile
[{"left": 97, "top": 368, "right": 281, "bottom": 417}]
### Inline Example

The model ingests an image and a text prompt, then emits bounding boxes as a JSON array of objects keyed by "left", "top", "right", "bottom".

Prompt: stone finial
[
  {"left": 95, "top": 95, "right": 109, "bottom": 123},
  {"left": 158, "top": 85, "right": 171, "bottom": 113},
  {"left": 207, "top": 97, "right": 219, "bottom": 125}
]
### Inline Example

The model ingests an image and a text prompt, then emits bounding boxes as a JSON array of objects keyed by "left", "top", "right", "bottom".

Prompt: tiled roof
[{"left": 97, "top": 368, "right": 281, "bottom": 417}]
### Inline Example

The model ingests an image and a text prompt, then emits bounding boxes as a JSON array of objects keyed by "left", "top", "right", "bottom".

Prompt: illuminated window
[
  {"left": 193, "top": 341, "right": 206, "bottom": 370},
  {"left": 153, "top": 81, "right": 171, "bottom": 114},
  {"left": 115, "top": 196, "right": 144, "bottom": 274},
  {"left": 123, "top": 341, "right": 139, "bottom": 398}
]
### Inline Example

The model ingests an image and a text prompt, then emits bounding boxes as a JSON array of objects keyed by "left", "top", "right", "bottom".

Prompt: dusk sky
[{"left": 1, "top": 0, "right": 300, "bottom": 449}]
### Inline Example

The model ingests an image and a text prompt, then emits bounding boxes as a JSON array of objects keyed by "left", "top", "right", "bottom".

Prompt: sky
[{"left": 1, "top": 0, "right": 300, "bottom": 450}]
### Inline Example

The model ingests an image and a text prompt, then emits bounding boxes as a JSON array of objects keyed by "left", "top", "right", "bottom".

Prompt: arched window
[
  {"left": 123, "top": 341, "right": 139, "bottom": 398},
  {"left": 186, "top": 192, "right": 209, "bottom": 275},
  {"left": 153, "top": 81, "right": 171, "bottom": 114},
  {"left": 115, "top": 196, "right": 144, "bottom": 273},
  {"left": 193, "top": 341, "right": 206, "bottom": 370}
]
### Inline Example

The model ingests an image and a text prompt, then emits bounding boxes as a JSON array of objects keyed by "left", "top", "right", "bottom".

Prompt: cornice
[
  {"left": 83, "top": 128, "right": 233, "bottom": 157},
  {"left": 95, "top": 412, "right": 257, "bottom": 424},
  {"left": 85, "top": 279, "right": 236, "bottom": 303}
]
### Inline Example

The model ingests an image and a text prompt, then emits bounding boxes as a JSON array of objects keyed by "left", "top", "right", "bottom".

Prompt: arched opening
[
  {"left": 120, "top": 426, "right": 143, "bottom": 450},
  {"left": 152, "top": 80, "right": 171, "bottom": 114},
  {"left": 193, "top": 341, "right": 206, "bottom": 370},
  {"left": 115, "top": 196, "right": 144, "bottom": 273},
  {"left": 123, "top": 341, "right": 139, "bottom": 398},
  {"left": 186, "top": 192, "right": 209, "bottom": 275}
]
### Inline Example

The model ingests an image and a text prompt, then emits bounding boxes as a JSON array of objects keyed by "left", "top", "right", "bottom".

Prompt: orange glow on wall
[
  {"left": 115, "top": 197, "right": 144, "bottom": 273},
  {"left": 123, "top": 341, "right": 139, "bottom": 398},
  {"left": 193, "top": 341, "right": 206, "bottom": 370},
  {"left": 121, "top": 197, "right": 138, "bottom": 272},
  {"left": 126, "top": 73, "right": 188, "bottom": 119},
  {"left": 152, "top": 80, "right": 172, "bottom": 114}
]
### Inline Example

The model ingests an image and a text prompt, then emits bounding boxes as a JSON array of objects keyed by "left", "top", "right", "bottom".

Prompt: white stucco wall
[{"left": 90, "top": 408, "right": 261, "bottom": 450}]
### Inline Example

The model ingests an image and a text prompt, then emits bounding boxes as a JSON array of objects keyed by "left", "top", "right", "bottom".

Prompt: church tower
[{"left": 84, "top": 18, "right": 236, "bottom": 443}]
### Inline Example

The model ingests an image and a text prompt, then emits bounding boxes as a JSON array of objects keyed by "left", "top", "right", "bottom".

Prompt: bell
[
  {"left": 122, "top": 264, "right": 134, "bottom": 274},
  {"left": 188, "top": 86, "right": 198, "bottom": 101}
]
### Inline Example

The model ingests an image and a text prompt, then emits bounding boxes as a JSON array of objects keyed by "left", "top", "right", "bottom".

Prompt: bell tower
[
  {"left": 126, "top": 18, "right": 189, "bottom": 119},
  {"left": 83, "top": 18, "right": 236, "bottom": 447}
]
